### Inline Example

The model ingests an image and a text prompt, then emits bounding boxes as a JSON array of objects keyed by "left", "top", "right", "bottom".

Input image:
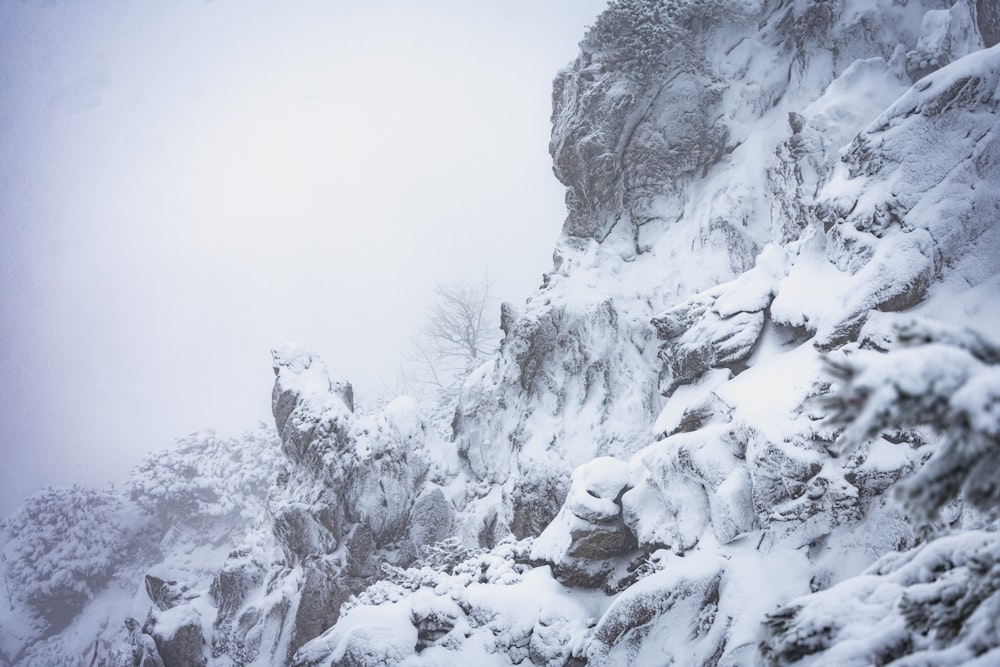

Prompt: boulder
[{"left": 146, "top": 604, "right": 207, "bottom": 667}]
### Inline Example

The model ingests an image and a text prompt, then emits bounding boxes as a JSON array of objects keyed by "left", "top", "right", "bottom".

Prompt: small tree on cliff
[{"left": 409, "top": 276, "right": 501, "bottom": 392}]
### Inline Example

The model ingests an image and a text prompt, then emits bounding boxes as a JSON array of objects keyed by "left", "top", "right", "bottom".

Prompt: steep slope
[
  {"left": 2, "top": 1, "right": 999, "bottom": 665},
  {"left": 293, "top": 0, "right": 1000, "bottom": 664}
]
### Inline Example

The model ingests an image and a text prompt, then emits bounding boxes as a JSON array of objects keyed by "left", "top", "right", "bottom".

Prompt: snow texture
[{"left": 2, "top": 1, "right": 1000, "bottom": 665}]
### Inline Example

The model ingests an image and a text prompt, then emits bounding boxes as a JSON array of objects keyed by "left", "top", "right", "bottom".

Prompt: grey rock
[
  {"left": 210, "top": 553, "right": 264, "bottom": 617},
  {"left": 747, "top": 439, "right": 824, "bottom": 518},
  {"left": 980, "top": 0, "right": 1000, "bottom": 47},
  {"left": 345, "top": 452, "right": 423, "bottom": 546},
  {"left": 566, "top": 521, "right": 636, "bottom": 561},
  {"left": 550, "top": 4, "right": 739, "bottom": 245},
  {"left": 343, "top": 524, "right": 376, "bottom": 578},
  {"left": 456, "top": 297, "right": 660, "bottom": 489},
  {"left": 656, "top": 308, "right": 765, "bottom": 393},
  {"left": 411, "top": 605, "right": 457, "bottom": 653},
  {"left": 147, "top": 605, "right": 207, "bottom": 667},
  {"left": 144, "top": 576, "right": 190, "bottom": 612},
  {"left": 407, "top": 487, "right": 455, "bottom": 547},
  {"left": 508, "top": 473, "right": 568, "bottom": 540},
  {"left": 589, "top": 571, "right": 723, "bottom": 666},
  {"left": 291, "top": 559, "right": 352, "bottom": 657},
  {"left": 271, "top": 500, "right": 341, "bottom": 563}
]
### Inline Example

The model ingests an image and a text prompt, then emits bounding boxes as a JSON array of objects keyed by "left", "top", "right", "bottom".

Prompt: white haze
[{"left": 0, "top": 0, "right": 609, "bottom": 517}]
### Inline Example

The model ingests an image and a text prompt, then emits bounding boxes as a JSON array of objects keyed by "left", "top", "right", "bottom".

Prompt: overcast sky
[{"left": 0, "top": 0, "right": 608, "bottom": 517}]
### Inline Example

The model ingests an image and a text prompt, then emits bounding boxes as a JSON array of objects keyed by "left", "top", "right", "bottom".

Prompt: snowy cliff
[{"left": 3, "top": 0, "right": 1000, "bottom": 665}]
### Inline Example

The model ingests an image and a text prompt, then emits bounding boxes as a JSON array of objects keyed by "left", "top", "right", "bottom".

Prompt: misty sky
[{"left": 0, "top": 0, "right": 609, "bottom": 517}]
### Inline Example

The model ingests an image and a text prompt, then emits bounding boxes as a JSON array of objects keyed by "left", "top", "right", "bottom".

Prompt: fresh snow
[{"left": 2, "top": 1, "right": 1000, "bottom": 666}]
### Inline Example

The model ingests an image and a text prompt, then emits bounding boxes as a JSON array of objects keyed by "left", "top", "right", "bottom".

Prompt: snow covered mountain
[{"left": 3, "top": 0, "right": 1000, "bottom": 665}]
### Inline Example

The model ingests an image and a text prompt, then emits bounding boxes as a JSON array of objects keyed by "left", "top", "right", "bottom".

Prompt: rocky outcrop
[
  {"left": 287, "top": 2, "right": 999, "bottom": 665},
  {"left": 145, "top": 605, "right": 207, "bottom": 667},
  {"left": 453, "top": 296, "right": 661, "bottom": 545},
  {"left": 530, "top": 457, "right": 637, "bottom": 587}
]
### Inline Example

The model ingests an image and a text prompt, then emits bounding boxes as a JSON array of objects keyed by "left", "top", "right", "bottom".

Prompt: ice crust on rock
[{"left": 2, "top": 1, "right": 1000, "bottom": 665}]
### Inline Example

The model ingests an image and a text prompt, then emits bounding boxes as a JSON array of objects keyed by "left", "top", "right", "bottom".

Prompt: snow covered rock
[
  {"left": 653, "top": 288, "right": 766, "bottom": 392},
  {"left": 281, "top": 3, "right": 1000, "bottom": 664},
  {"left": 145, "top": 603, "right": 208, "bottom": 667},
  {"left": 586, "top": 557, "right": 725, "bottom": 666},
  {"left": 531, "top": 457, "right": 637, "bottom": 586},
  {"left": 906, "top": 0, "right": 984, "bottom": 80},
  {"left": 454, "top": 297, "right": 661, "bottom": 545},
  {"left": 4, "top": 1, "right": 1000, "bottom": 665}
]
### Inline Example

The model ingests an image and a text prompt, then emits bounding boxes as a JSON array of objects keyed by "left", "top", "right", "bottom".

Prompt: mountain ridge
[{"left": 3, "top": 1, "right": 1000, "bottom": 665}]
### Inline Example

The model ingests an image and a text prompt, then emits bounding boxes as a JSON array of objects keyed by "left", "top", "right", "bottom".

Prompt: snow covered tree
[
  {"left": 127, "top": 427, "right": 282, "bottom": 532},
  {"left": 821, "top": 320, "right": 1000, "bottom": 523},
  {"left": 764, "top": 321, "right": 1000, "bottom": 665},
  {"left": 0, "top": 486, "right": 129, "bottom": 632}
]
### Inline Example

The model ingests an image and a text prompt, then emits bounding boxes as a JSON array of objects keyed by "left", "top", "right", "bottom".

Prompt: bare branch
[{"left": 404, "top": 275, "right": 501, "bottom": 398}]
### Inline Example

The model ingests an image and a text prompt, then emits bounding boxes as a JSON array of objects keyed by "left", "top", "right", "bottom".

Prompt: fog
[{"left": 0, "top": 0, "right": 609, "bottom": 517}]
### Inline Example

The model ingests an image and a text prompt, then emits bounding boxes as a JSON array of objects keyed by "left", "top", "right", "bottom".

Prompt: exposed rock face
[
  {"left": 286, "top": 2, "right": 999, "bottom": 665},
  {"left": 233, "top": 346, "right": 437, "bottom": 659},
  {"left": 531, "top": 457, "right": 637, "bottom": 586},
  {"left": 145, "top": 576, "right": 192, "bottom": 612},
  {"left": 145, "top": 605, "right": 207, "bottom": 667},
  {"left": 453, "top": 296, "right": 662, "bottom": 545}
]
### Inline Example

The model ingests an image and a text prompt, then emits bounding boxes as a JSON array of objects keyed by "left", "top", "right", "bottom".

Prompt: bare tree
[{"left": 408, "top": 277, "right": 501, "bottom": 393}]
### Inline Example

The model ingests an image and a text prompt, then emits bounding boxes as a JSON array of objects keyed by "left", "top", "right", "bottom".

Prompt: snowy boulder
[
  {"left": 291, "top": 604, "right": 417, "bottom": 667},
  {"left": 652, "top": 367, "right": 733, "bottom": 439},
  {"left": 630, "top": 427, "right": 755, "bottom": 548},
  {"left": 658, "top": 309, "right": 764, "bottom": 391},
  {"left": 564, "top": 519, "right": 636, "bottom": 564},
  {"left": 531, "top": 457, "right": 637, "bottom": 586},
  {"left": 564, "top": 457, "right": 631, "bottom": 524},
  {"left": 586, "top": 557, "right": 725, "bottom": 666},
  {"left": 145, "top": 604, "right": 208, "bottom": 667},
  {"left": 746, "top": 436, "right": 824, "bottom": 519}
]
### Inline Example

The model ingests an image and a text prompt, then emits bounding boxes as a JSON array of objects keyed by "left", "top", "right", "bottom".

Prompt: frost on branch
[
  {"left": 761, "top": 531, "right": 1000, "bottom": 666},
  {"left": 819, "top": 321, "right": 1000, "bottom": 523}
]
